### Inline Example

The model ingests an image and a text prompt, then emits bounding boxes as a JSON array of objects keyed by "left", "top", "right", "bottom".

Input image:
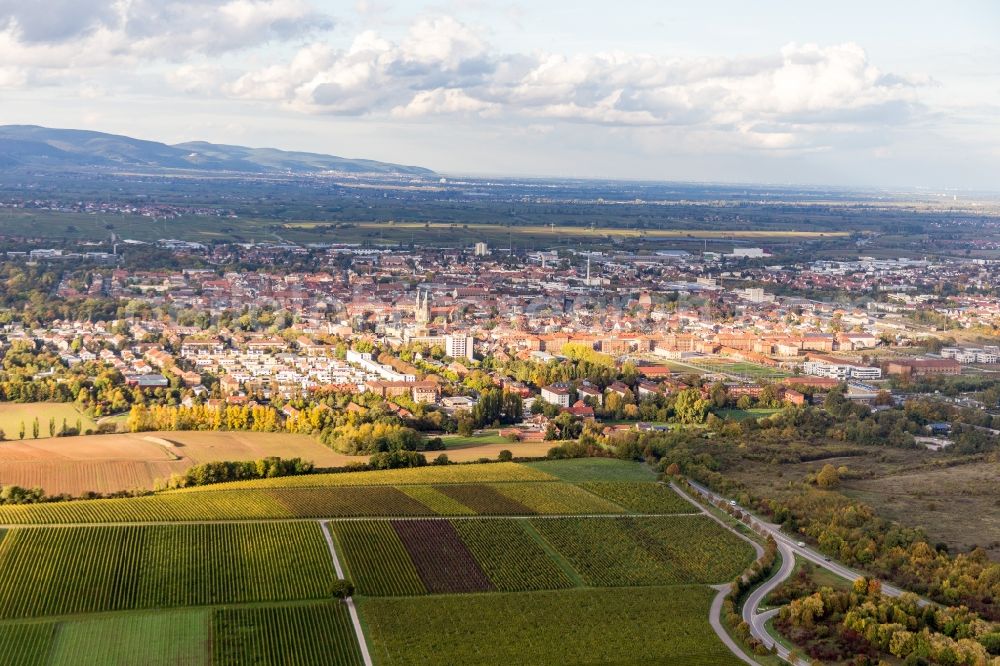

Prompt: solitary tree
[
  {"left": 48, "top": 417, "right": 55, "bottom": 438},
  {"left": 816, "top": 464, "right": 840, "bottom": 489},
  {"left": 32, "top": 417, "right": 39, "bottom": 439},
  {"left": 18, "top": 421, "right": 24, "bottom": 440}
]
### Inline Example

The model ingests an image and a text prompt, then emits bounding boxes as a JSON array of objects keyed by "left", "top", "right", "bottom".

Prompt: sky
[{"left": 0, "top": 0, "right": 998, "bottom": 188}]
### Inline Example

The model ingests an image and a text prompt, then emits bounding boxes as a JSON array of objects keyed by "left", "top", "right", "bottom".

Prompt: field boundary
[
  {"left": 0, "top": 511, "right": 705, "bottom": 529},
  {"left": 319, "top": 520, "right": 373, "bottom": 666}
]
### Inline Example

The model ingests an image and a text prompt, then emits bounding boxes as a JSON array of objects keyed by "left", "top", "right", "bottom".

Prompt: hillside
[{"left": 0, "top": 125, "right": 435, "bottom": 177}]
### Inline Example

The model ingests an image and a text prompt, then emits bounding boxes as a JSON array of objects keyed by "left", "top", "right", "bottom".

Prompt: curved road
[
  {"left": 685, "top": 479, "right": 924, "bottom": 602},
  {"left": 674, "top": 479, "right": 930, "bottom": 665}
]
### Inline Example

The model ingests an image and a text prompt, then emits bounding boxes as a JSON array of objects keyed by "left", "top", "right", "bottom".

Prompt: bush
[
  {"left": 369, "top": 450, "right": 427, "bottom": 470},
  {"left": 432, "top": 453, "right": 450, "bottom": 466},
  {"left": 331, "top": 579, "right": 355, "bottom": 599},
  {"left": 497, "top": 449, "right": 513, "bottom": 462}
]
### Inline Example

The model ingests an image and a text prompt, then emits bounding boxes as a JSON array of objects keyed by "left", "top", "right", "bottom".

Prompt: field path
[{"left": 319, "top": 520, "right": 374, "bottom": 666}]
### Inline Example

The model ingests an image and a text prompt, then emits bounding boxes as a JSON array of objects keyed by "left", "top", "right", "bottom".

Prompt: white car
[
  {"left": 796, "top": 541, "right": 806, "bottom": 548},
  {"left": 729, "top": 500, "right": 737, "bottom": 506}
]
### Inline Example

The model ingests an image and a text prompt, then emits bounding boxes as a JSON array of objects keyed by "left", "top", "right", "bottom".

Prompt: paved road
[
  {"left": 708, "top": 584, "right": 761, "bottom": 666},
  {"left": 742, "top": 540, "right": 810, "bottom": 665},
  {"left": 685, "top": 479, "right": 922, "bottom": 601},
  {"left": 677, "top": 479, "right": 931, "bottom": 665},
  {"left": 319, "top": 521, "right": 374, "bottom": 666}
]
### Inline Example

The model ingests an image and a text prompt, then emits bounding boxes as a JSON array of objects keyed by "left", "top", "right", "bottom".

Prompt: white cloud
[
  {"left": 220, "top": 16, "right": 927, "bottom": 153},
  {"left": 0, "top": 0, "right": 332, "bottom": 75}
]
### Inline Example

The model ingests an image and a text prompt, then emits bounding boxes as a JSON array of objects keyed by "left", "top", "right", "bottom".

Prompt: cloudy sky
[{"left": 1, "top": 0, "right": 998, "bottom": 188}]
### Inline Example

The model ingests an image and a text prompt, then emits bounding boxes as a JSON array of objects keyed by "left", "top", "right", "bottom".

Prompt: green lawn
[
  {"left": 716, "top": 408, "right": 781, "bottom": 421},
  {"left": 359, "top": 586, "right": 743, "bottom": 665},
  {"left": 47, "top": 609, "right": 210, "bottom": 666},
  {"left": 439, "top": 432, "right": 510, "bottom": 449},
  {"left": 0, "top": 403, "right": 97, "bottom": 439},
  {"left": 524, "top": 458, "right": 657, "bottom": 482}
]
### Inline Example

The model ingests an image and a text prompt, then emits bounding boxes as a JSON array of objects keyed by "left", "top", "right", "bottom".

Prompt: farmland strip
[
  {"left": 434, "top": 484, "right": 534, "bottom": 515},
  {"left": 391, "top": 520, "right": 493, "bottom": 593}
]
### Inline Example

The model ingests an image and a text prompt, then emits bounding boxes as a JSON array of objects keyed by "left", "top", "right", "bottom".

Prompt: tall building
[
  {"left": 474, "top": 242, "right": 489, "bottom": 256},
  {"left": 414, "top": 289, "right": 432, "bottom": 324},
  {"left": 445, "top": 334, "right": 475, "bottom": 361}
]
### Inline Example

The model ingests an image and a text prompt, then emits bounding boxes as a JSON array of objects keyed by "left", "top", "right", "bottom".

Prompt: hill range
[{"left": 0, "top": 125, "right": 435, "bottom": 177}]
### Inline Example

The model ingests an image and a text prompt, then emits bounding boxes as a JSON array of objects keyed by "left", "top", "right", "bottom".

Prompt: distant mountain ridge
[{"left": 0, "top": 125, "right": 435, "bottom": 177}]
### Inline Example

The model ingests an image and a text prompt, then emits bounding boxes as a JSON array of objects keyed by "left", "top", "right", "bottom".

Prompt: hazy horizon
[{"left": 1, "top": 1, "right": 997, "bottom": 189}]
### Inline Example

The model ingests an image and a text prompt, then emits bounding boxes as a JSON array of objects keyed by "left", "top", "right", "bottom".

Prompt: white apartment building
[{"left": 445, "top": 334, "right": 475, "bottom": 361}]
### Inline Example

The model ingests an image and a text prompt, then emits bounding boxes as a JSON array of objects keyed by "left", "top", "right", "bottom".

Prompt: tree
[
  {"left": 432, "top": 453, "right": 450, "bottom": 466},
  {"left": 331, "top": 579, "right": 355, "bottom": 599},
  {"left": 18, "top": 421, "right": 24, "bottom": 440},
  {"left": 48, "top": 417, "right": 55, "bottom": 438},
  {"left": 497, "top": 449, "right": 513, "bottom": 462},
  {"left": 675, "top": 388, "right": 710, "bottom": 424},
  {"left": 816, "top": 463, "right": 841, "bottom": 489},
  {"left": 31, "top": 417, "right": 39, "bottom": 439},
  {"left": 665, "top": 462, "right": 681, "bottom": 476}
]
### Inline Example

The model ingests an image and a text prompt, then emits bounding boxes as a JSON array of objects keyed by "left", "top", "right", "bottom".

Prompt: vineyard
[
  {"left": 434, "top": 484, "right": 534, "bottom": 515},
  {"left": 392, "top": 520, "right": 494, "bottom": 593},
  {"left": 360, "top": 586, "right": 743, "bottom": 665},
  {"left": 397, "top": 485, "right": 477, "bottom": 515},
  {"left": 46, "top": 609, "right": 210, "bottom": 666},
  {"left": 174, "top": 461, "right": 556, "bottom": 492},
  {"left": 0, "top": 623, "right": 54, "bottom": 666},
  {"left": 524, "top": 458, "right": 658, "bottom": 482},
  {"left": 0, "top": 523, "right": 334, "bottom": 618},
  {"left": 491, "top": 482, "right": 623, "bottom": 514},
  {"left": 329, "top": 520, "right": 427, "bottom": 596},
  {"left": 451, "top": 519, "right": 575, "bottom": 591},
  {"left": 0, "top": 459, "right": 766, "bottom": 665},
  {"left": 0, "top": 480, "right": 657, "bottom": 525},
  {"left": 213, "top": 602, "right": 363, "bottom": 666},
  {"left": 530, "top": 516, "right": 755, "bottom": 586},
  {"left": 578, "top": 481, "right": 695, "bottom": 513}
]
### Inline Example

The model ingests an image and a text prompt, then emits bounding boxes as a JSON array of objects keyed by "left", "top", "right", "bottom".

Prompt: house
[
  {"left": 567, "top": 400, "right": 595, "bottom": 418},
  {"left": 606, "top": 381, "right": 631, "bottom": 398},
  {"left": 576, "top": 384, "right": 603, "bottom": 406},
  {"left": 124, "top": 373, "right": 169, "bottom": 388},
  {"left": 636, "top": 380, "right": 661, "bottom": 399},
  {"left": 886, "top": 359, "right": 961, "bottom": 376},
  {"left": 540, "top": 385, "right": 571, "bottom": 408}
]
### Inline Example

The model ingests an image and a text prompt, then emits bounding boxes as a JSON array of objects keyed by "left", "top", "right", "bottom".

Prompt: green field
[
  {"left": 330, "top": 521, "right": 427, "bottom": 597},
  {"left": 524, "top": 457, "right": 658, "bottom": 482},
  {"left": 579, "top": 481, "right": 695, "bottom": 513},
  {"left": 439, "top": 432, "right": 509, "bottom": 448},
  {"left": 0, "top": 460, "right": 760, "bottom": 664},
  {"left": 451, "top": 519, "right": 575, "bottom": 592},
  {"left": 0, "top": 480, "right": 648, "bottom": 524},
  {"left": 0, "top": 523, "right": 334, "bottom": 618},
  {"left": 213, "top": 602, "right": 363, "bottom": 666},
  {"left": 532, "top": 516, "right": 754, "bottom": 586},
  {"left": 47, "top": 609, "right": 210, "bottom": 666},
  {"left": 172, "top": 461, "right": 557, "bottom": 491},
  {"left": 0, "top": 403, "right": 97, "bottom": 439},
  {"left": 683, "top": 358, "right": 789, "bottom": 380},
  {"left": 359, "top": 586, "right": 743, "bottom": 665},
  {"left": 716, "top": 407, "right": 782, "bottom": 421}
]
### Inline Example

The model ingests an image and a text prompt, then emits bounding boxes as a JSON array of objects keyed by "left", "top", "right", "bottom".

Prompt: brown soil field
[{"left": 0, "top": 431, "right": 553, "bottom": 496}]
